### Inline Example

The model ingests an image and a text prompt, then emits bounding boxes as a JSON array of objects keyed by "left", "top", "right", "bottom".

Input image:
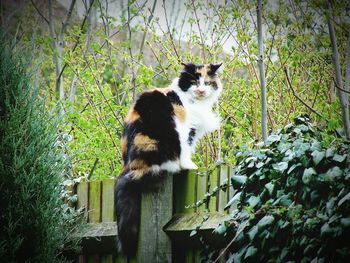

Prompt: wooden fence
[{"left": 74, "top": 165, "right": 234, "bottom": 263}]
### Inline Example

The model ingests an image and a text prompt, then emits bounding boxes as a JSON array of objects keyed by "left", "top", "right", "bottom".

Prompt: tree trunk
[
  {"left": 257, "top": 0, "right": 268, "bottom": 143},
  {"left": 327, "top": 16, "right": 350, "bottom": 140}
]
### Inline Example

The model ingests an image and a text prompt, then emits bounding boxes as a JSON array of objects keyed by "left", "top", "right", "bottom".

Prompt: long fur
[
  {"left": 115, "top": 170, "right": 141, "bottom": 258},
  {"left": 115, "top": 63, "right": 223, "bottom": 258}
]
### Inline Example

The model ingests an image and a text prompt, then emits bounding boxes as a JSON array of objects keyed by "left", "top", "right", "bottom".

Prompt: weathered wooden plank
[
  {"left": 229, "top": 167, "right": 235, "bottom": 213},
  {"left": 100, "top": 255, "right": 113, "bottom": 263},
  {"left": 102, "top": 179, "right": 115, "bottom": 222},
  {"left": 87, "top": 255, "right": 99, "bottom": 263},
  {"left": 115, "top": 254, "right": 128, "bottom": 263},
  {"left": 208, "top": 168, "right": 219, "bottom": 212},
  {"left": 89, "top": 181, "right": 101, "bottom": 223},
  {"left": 137, "top": 174, "right": 173, "bottom": 263},
  {"left": 196, "top": 171, "right": 207, "bottom": 212},
  {"left": 77, "top": 181, "right": 89, "bottom": 218},
  {"left": 174, "top": 170, "right": 196, "bottom": 213},
  {"left": 218, "top": 165, "right": 229, "bottom": 212},
  {"left": 77, "top": 222, "right": 117, "bottom": 238},
  {"left": 78, "top": 255, "right": 86, "bottom": 263},
  {"left": 164, "top": 212, "right": 230, "bottom": 232}
]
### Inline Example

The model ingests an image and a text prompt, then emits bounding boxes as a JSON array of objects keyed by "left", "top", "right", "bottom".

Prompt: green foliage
[
  {"left": 202, "top": 116, "right": 350, "bottom": 262},
  {"left": 0, "top": 40, "right": 82, "bottom": 262},
  {"left": 4, "top": 0, "right": 347, "bottom": 179}
]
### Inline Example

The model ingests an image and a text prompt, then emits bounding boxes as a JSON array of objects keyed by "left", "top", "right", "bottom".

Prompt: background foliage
[
  {"left": 0, "top": 38, "right": 82, "bottom": 262},
  {"left": 1, "top": 0, "right": 348, "bottom": 180}
]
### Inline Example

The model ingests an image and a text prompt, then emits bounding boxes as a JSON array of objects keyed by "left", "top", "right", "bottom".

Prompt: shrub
[
  {"left": 0, "top": 39, "right": 81, "bottom": 262},
  {"left": 203, "top": 116, "right": 350, "bottom": 262}
]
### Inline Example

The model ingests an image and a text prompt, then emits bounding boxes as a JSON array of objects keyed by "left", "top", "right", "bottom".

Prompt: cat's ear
[
  {"left": 209, "top": 62, "right": 224, "bottom": 75},
  {"left": 181, "top": 62, "right": 196, "bottom": 72}
]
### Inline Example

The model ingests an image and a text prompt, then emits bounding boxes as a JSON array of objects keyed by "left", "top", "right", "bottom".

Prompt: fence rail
[{"left": 74, "top": 165, "right": 234, "bottom": 263}]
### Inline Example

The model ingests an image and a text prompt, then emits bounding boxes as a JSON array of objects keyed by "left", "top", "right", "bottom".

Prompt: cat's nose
[{"left": 197, "top": 87, "right": 205, "bottom": 95}]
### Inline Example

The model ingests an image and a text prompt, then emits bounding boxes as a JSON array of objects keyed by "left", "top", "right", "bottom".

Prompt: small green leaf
[
  {"left": 326, "top": 167, "right": 342, "bottom": 179},
  {"left": 225, "top": 192, "right": 241, "bottom": 210},
  {"left": 231, "top": 175, "right": 247, "bottom": 186},
  {"left": 326, "top": 147, "right": 335, "bottom": 158},
  {"left": 214, "top": 223, "right": 227, "bottom": 235},
  {"left": 311, "top": 150, "right": 325, "bottom": 165},
  {"left": 258, "top": 215, "right": 274, "bottom": 229},
  {"left": 302, "top": 168, "right": 316, "bottom": 184},
  {"left": 338, "top": 192, "right": 350, "bottom": 207},
  {"left": 287, "top": 163, "right": 301, "bottom": 174},
  {"left": 190, "top": 230, "right": 197, "bottom": 237},
  {"left": 247, "top": 196, "right": 260, "bottom": 208},
  {"left": 265, "top": 182, "right": 275, "bottom": 195},
  {"left": 247, "top": 226, "right": 258, "bottom": 241},
  {"left": 333, "top": 154, "right": 347, "bottom": 163},
  {"left": 267, "top": 134, "right": 281, "bottom": 143},
  {"left": 244, "top": 246, "right": 258, "bottom": 259},
  {"left": 272, "top": 162, "right": 288, "bottom": 173},
  {"left": 340, "top": 217, "right": 350, "bottom": 227}
]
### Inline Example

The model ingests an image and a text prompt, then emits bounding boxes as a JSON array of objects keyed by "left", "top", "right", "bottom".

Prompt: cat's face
[{"left": 178, "top": 63, "right": 223, "bottom": 100}]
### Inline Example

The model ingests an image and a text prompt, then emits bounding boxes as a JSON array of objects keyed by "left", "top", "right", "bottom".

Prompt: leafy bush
[
  {"left": 203, "top": 116, "right": 350, "bottom": 262},
  {"left": 0, "top": 40, "right": 82, "bottom": 262}
]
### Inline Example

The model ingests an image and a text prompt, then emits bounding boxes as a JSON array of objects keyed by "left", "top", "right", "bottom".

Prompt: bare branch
[
  {"left": 30, "top": 0, "right": 49, "bottom": 24},
  {"left": 60, "top": 0, "right": 76, "bottom": 39},
  {"left": 283, "top": 67, "right": 322, "bottom": 118}
]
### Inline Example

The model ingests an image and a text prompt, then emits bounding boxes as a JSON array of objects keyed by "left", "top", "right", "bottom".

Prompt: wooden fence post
[{"left": 137, "top": 174, "right": 173, "bottom": 263}]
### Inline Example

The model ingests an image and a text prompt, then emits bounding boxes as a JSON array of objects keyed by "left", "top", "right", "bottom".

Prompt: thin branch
[
  {"left": 56, "top": 0, "right": 95, "bottom": 84},
  {"left": 162, "top": 0, "right": 181, "bottom": 61},
  {"left": 60, "top": 0, "right": 76, "bottom": 39},
  {"left": 283, "top": 67, "right": 322, "bottom": 117},
  {"left": 30, "top": 0, "right": 49, "bottom": 24}
]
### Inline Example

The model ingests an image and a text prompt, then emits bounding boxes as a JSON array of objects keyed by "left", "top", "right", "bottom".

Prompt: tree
[
  {"left": 257, "top": 0, "right": 268, "bottom": 143},
  {"left": 327, "top": 2, "right": 350, "bottom": 140}
]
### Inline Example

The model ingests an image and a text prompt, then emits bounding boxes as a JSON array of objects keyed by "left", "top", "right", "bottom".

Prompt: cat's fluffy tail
[{"left": 115, "top": 170, "right": 141, "bottom": 258}]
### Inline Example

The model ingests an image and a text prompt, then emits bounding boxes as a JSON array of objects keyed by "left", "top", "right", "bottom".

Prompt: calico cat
[{"left": 115, "top": 62, "right": 223, "bottom": 258}]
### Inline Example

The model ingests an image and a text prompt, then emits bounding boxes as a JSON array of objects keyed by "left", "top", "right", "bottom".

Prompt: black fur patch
[
  {"left": 123, "top": 90, "right": 181, "bottom": 167},
  {"left": 178, "top": 65, "right": 201, "bottom": 91},
  {"left": 167, "top": 90, "right": 183, "bottom": 105},
  {"left": 188, "top": 128, "right": 196, "bottom": 146}
]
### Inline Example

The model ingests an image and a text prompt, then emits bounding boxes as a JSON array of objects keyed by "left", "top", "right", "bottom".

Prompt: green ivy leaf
[
  {"left": 257, "top": 215, "right": 274, "bottom": 229},
  {"left": 231, "top": 175, "right": 247, "bottom": 186},
  {"left": 244, "top": 246, "right": 258, "bottom": 259},
  {"left": 214, "top": 223, "right": 227, "bottom": 235},
  {"left": 247, "top": 226, "right": 258, "bottom": 241},
  {"left": 302, "top": 168, "right": 316, "bottom": 184},
  {"left": 225, "top": 192, "right": 241, "bottom": 210},
  {"left": 333, "top": 154, "right": 347, "bottom": 163},
  {"left": 267, "top": 134, "right": 281, "bottom": 143},
  {"left": 311, "top": 150, "right": 325, "bottom": 165},
  {"left": 265, "top": 182, "right": 275, "bottom": 195},
  {"left": 247, "top": 196, "right": 260, "bottom": 208},
  {"left": 272, "top": 162, "right": 288, "bottom": 173},
  {"left": 287, "top": 163, "right": 302, "bottom": 174},
  {"left": 338, "top": 192, "right": 350, "bottom": 207}
]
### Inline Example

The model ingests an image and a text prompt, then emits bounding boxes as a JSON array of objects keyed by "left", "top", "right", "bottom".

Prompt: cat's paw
[{"left": 180, "top": 160, "right": 198, "bottom": 170}]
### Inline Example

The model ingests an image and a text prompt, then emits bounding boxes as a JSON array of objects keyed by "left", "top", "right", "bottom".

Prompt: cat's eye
[
  {"left": 191, "top": 80, "right": 199, "bottom": 85},
  {"left": 205, "top": 81, "right": 215, "bottom": 86}
]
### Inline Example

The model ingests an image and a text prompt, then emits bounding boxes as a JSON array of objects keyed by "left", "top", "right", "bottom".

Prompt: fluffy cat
[{"left": 115, "top": 62, "right": 223, "bottom": 258}]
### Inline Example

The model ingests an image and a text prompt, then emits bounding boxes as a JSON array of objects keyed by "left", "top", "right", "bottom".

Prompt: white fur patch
[{"left": 151, "top": 160, "right": 180, "bottom": 174}]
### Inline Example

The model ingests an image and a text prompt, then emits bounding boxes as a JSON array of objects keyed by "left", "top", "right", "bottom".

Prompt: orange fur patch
[
  {"left": 134, "top": 134, "right": 158, "bottom": 151},
  {"left": 125, "top": 108, "right": 140, "bottom": 123},
  {"left": 173, "top": 104, "right": 186, "bottom": 123},
  {"left": 128, "top": 159, "right": 150, "bottom": 179},
  {"left": 121, "top": 136, "right": 128, "bottom": 155},
  {"left": 196, "top": 65, "right": 209, "bottom": 76}
]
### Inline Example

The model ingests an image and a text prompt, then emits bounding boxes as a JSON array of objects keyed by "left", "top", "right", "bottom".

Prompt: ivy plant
[{"left": 202, "top": 115, "right": 350, "bottom": 262}]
